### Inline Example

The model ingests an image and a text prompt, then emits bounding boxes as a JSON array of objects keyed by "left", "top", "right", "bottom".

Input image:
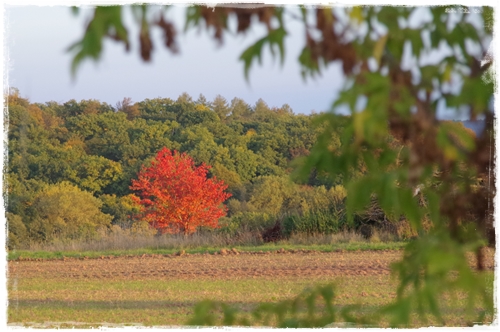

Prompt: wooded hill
[{"left": 5, "top": 89, "right": 474, "bottom": 248}]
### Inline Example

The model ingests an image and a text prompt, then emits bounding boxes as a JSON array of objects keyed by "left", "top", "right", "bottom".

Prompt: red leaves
[{"left": 131, "top": 148, "right": 231, "bottom": 234}]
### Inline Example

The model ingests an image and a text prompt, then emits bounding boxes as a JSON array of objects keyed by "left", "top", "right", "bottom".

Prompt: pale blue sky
[
  {"left": 4, "top": 3, "right": 495, "bottom": 118},
  {"left": 5, "top": 5, "right": 345, "bottom": 114}
]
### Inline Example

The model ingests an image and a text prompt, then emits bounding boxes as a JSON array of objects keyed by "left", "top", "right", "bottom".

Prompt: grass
[
  {"left": 8, "top": 272, "right": 494, "bottom": 328},
  {"left": 5, "top": 275, "right": 397, "bottom": 326},
  {"left": 7, "top": 276, "right": 342, "bottom": 326},
  {"left": 8, "top": 240, "right": 407, "bottom": 261}
]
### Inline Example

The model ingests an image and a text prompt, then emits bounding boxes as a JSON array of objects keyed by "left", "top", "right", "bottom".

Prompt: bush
[
  {"left": 7, "top": 213, "right": 28, "bottom": 250},
  {"left": 352, "top": 197, "right": 432, "bottom": 240},
  {"left": 99, "top": 194, "right": 141, "bottom": 228},
  {"left": 228, "top": 211, "right": 275, "bottom": 233},
  {"left": 28, "top": 182, "right": 113, "bottom": 243},
  {"left": 214, "top": 216, "right": 240, "bottom": 235},
  {"left": 283, "top": 210, "right": 347, "bottom": 237}
]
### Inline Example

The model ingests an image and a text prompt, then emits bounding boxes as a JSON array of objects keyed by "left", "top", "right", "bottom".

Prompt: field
[{"left": 7, "top": 247, "right": 495, "bottom": 328}]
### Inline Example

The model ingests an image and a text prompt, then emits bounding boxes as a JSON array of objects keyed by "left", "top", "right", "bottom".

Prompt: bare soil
[{"left": 8, "top": 248, "right": 494, "bottom": 281}]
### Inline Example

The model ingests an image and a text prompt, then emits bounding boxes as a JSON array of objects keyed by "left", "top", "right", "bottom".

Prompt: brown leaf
[
  {"left": 156, "top": 16, "right": 178, "bottom": 53},
  {"left": 200, "top": 7, "right": 229, "bottom": 43},
  {"left": 140, "top": 28, "right": 153, "bottom": 61},
  {"left": 107, "top": 33, "right": 130, "bottom": 51},
  {"left": 257, "top": 7, "right": 274, "bottom": 30},
  {"left": 235, "top": 10, "right": 252, "bottom": 32}
]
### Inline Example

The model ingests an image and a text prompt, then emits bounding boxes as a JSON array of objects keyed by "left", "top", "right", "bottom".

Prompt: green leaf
[
  {"left": 386, "top": 297, "right": 412, "bottom": 327},
  {"left": 408, "top": 29, "right": 424, "bottom": 58},
  {"left": 482, "top": 6, "right": 494, "bottom": 33},
  {"left": 377, "top": 172, "right": 399, "bottom": 217},
  {"left": 184, "top": 6, "right": 202, "bottom": 32},
  {"left": 425, "top": 190, "right": 441, "bottom": 226},
  {"left": 461, "top": 21, "right": 481, "bottom": 43},
  {"left": 436, "top": 126, "right": 459, "bottom": 161},
  {"left": 377, "top": 7, "right": 400, "bottom": 31},
  {"left": 69, "top": 6, "right": 129, "bottom": 77},
  {"left": 298, "top": 46, "right": 320, "bottom": 79},
  {"left": 239, "top": 27, "right": 287, "bottom": 81},
  {"left": 222, "top": 303, "right": 237, "bottom": 325},
  {"left": 466, "top": 77, "right": 494, "bottom": 115},
  {"left": 346, "top": 177, "right": 373, "bottom": 220},
  {"left": 424, "top": 286, "right": 443, "bottom": 324},
  {"left": 398, "top": 188, "right": 421, "bottom": 229}
]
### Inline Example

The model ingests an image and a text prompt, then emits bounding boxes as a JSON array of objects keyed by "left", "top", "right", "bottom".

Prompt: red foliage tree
[{"left": 130, "top": 147, "right": 231, "bottom": 234}]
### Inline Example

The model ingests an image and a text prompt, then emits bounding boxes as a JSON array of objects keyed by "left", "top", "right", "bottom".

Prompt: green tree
[
  {"left": 62, "top": 99, "right": 114, "bottom": 117},
  {"left": 136, "top": 97, "right": 178, "bottom": 122},
  {"left": 66, "top": 111, "right": 131, "bottom": 161},
  {"left": 212, "top": 94, "right": 231, "bottom": 121},
  {"left": 228, "top": 97, "right": 253, "bottom": 122},
  {"left": 99, "top": 194, "right": 142, "bottom": 228},
  {"left": 67, "top": 4, "right": 495, "bottom": 326},
  {"left": 248, "top": 175, "right": 295, "bottom": 216}
]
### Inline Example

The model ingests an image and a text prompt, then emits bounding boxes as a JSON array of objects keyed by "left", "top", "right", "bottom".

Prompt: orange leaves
[{"left": 130, "top": 148, "right": 231, "bottom": 234}]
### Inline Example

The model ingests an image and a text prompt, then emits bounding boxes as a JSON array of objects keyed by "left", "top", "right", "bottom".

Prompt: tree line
[{"left": 5, "top": 88, "right": 474, "bottom": 248}]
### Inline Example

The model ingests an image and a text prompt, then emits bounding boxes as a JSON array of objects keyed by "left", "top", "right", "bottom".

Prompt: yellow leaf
[
  {"left": 354, "top": 111, "right": 368, "bottom": 144},
  {"left": 443, "top": 145, "right": 459, "bottom": 161},
  {"left": 443, "top": 64, "right": 452, "bottom": 83},
  {"left": 349, "top": 6, "right": 364, "bottom": 25},
  {"left": 196, "top": 104, "right": 208, "bottom": 111},
  {"left": 245, "top": 128, "right": 256, "bottom": 137},
  {"left": 373, "top": 34, "right": 388, "bottom": 66}
]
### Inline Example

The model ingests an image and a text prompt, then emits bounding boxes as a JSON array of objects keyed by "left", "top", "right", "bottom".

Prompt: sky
[
  {"left": 4, "top": 3, "right": 348, "bottom": 114},
  {"left": 3, "top": 1, "right": 497, "bottom": 117}
]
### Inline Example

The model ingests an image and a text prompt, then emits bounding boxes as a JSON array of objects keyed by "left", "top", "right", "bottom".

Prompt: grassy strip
[
  {"left": 7, "top": 277, "right": 387, "bottom": 326},
  {"left": 8, "top": 241, "right": 407, "bottom": 261},
  {"left": 8, "top": 272, "right": 494, "bottom": 327}
]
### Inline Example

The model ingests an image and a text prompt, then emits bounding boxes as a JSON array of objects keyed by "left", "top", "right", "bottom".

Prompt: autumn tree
[
  {"left": 116, "top": 97, "right": 140, "bottom": 120},
  {"left": 130, "top": 147, "right": 231, "bottom": 234}
]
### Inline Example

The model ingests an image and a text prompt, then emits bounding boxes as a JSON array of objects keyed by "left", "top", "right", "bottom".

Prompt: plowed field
[
  {"left": 7, "top": 248, "right": 495, "bottom": 327},
  {"left": 9, "top": 250, "right": 407, "bottom": 280}
]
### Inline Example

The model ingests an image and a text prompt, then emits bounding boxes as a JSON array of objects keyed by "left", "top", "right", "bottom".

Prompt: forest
[{"left": 5, "top": 88, "right": 478, "bottom": 249}]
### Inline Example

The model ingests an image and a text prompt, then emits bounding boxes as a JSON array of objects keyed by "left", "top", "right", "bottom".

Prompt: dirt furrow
[{"left": 8, "top": 249, "right": 494, "bottom": 281}]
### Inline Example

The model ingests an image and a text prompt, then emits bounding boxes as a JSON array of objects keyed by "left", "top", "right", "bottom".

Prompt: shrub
[
  {"left": 215, "top": 216, "right": 240, "bottom": 235},
  {"left": 7, "top": 213, "right": 28, "bottom": 250},
  {"left": 261, "top": 218, "right": 285, "bottom": 243},
  {"left": 28, "top": 182, "right": 112, "bottom": 243},
  {"left": 229, "top": 211, "right": 274, "bottom": 233},
  {"left": 283, "top": 210, "right": 347, "bottom": 237},
  {"left": 99, "top": 194, "right": 141, "bottom": 228}
]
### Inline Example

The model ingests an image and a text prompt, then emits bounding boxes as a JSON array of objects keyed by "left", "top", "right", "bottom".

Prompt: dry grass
[
  {"left": 24, "top": 226, "right": 264, "bottom": 252},
  {"left": 279, "top": 230, "right": 400, "bottom": 246},
  {"left": 22, "top": 225, "right": 401, "bottom": 253}
]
